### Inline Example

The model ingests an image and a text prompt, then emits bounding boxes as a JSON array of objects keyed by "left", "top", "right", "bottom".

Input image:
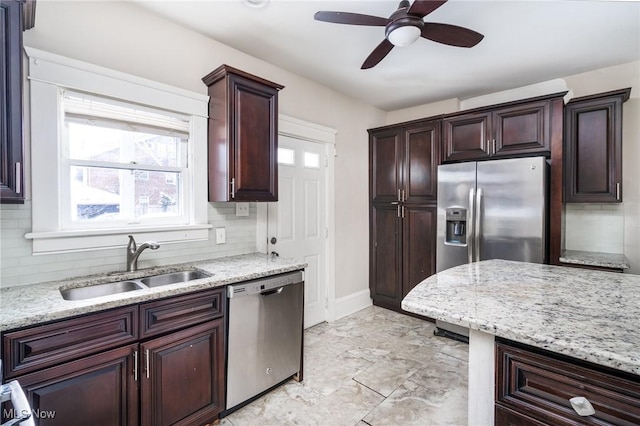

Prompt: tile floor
[{"left": 221, "top": 306, "right": 469, "bottom": 426}]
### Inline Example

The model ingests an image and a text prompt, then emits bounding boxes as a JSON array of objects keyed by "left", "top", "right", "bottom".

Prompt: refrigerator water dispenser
[{"left": 445, "top": 208, "right": 467, "bottom": 245}]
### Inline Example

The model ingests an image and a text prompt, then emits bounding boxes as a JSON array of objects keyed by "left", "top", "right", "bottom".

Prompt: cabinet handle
[
  {"left": 231, "top": 178, "right": 235, "bottom": 199},
  {"left": 397, "top": 205, "right": 400, "bottom": 218},
  {"left": 397, "top": 189, "right": 401, "bottom": 202},
  {"left": 616, "top": 182, "right": 621, "bottom": 201},
  {"left": 402, "top": 189, "right": 406, "bottom": 202},
  {"left": 133, "top": 350, "right": 138, "bottom": 381},
  {"left": 401, "top": 205, "right": 405, "bottom": 219},
  {"left": 569, "top": 396, "right": 595, "bottom": 416},
  {"left": 145, "top": 349, "right": 150, "bottom": 379},
  {"left": 492, "top": 139, "right": 496, "bottom": 155},
  {"left": 15, "top": 162, "right": 21, "bottom": 194}
]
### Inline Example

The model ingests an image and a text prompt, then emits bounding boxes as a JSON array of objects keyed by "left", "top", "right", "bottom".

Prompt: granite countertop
[
  {"left": 401, "top": 259, "right": 640, "bottom": 376},
  {"left": 0, "top": 253, "right": 306, "bottom": 332},
  {"left": 560, "top": 249, "right": 630, "bottom": 270}
]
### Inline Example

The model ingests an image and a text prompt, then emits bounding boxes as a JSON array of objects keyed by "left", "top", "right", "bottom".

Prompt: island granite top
[
  {"left": 401, "top": 259, "right": 640, "bottom": 376},
  {"left": 0, "top": 253, "right": 306, "bottom": 332}
]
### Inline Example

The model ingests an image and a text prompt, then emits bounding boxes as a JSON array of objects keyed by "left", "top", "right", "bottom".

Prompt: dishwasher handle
[{"left": 260, "top": 287, "right": 284, "bottom": 297}]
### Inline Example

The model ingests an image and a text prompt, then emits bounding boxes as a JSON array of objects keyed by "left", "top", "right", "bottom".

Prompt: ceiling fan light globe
[{"left": 387, "top": 25, "right": 421, "bottom": 46}]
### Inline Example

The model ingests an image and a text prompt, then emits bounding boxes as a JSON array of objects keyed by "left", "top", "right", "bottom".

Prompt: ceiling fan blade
[
  {"left": 408, "top": 0, "right": 448, "bottom": 18},
  {"left": 421, "top": 23, "right": 484, "bottom": 47},
  {"left": 361, "top": 39, "right": 394, "bottom": 69},
  {"left": 314, "top": 11, "right": 387, "bottom": 26}
]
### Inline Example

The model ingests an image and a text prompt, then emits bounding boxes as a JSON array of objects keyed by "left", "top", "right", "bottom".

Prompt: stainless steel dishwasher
[{"left": 225, "top": 271, "right": 304, "bottom": 411}]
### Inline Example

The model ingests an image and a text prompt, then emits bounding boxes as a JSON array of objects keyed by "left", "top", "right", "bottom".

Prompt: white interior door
[{"left": 268, "top": 135, "right": 327, "bottom": 329}]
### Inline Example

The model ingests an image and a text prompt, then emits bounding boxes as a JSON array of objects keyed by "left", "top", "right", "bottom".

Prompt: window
[
  {"left": 304, "top": 151, "right": 320, "bottom": 169},
  {"left": 25, "top": 47, "right": 210, "bottom": 254},
  {"left": 277, "top": 147, "right": 295, "bottom": 165},
  {"left": 62, "top": 91, "right": 188, "bottom": 228}
]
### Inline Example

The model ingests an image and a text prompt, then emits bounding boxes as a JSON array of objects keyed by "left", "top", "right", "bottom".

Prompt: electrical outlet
[
  {"left": 215, "top": 227, "right": 226, "bottom": 244},
  {"left": 236, "top": 202, "right": 249, "bottom": 217}
]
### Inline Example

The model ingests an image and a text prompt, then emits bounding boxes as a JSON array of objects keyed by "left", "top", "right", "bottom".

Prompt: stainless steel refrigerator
[{"left": 435, "top": 156, "right": 548, "bottom": 338}]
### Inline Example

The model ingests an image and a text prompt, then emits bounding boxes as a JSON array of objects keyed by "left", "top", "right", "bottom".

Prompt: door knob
[{"left": 270, "top": 237, "right": 277, "bottom": 244}]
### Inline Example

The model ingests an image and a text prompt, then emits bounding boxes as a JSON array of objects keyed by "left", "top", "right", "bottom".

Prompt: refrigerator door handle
[
  {"left": 467, "top": 187, "right": 475, "bottom": 264},
  {"left": 475, "top": 187, "right": 483, "bottom": 262}
]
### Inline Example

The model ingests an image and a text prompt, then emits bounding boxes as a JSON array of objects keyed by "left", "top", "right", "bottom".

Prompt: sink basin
[
  {"left": 140, "top": 270, "right": 210, "bottom": 287},
  {"left": 61, "top": 280, "right": 146, "bottom": 301},
  {"left": 60, "top": 269, "right": 211, "bottom": 300}
]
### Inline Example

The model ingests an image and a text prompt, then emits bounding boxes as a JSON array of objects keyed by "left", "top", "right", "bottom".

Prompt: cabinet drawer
[
  {"left": 496, "top": 341, "right": 640, "bottom": 425},
  {"left": 140, "top": 287, "right": 225, "bottom": 339},
  {"left": 2, "top": 306, "right": 138, "bottom": 379}
]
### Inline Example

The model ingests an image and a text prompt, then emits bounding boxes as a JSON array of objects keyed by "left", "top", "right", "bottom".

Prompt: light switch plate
[
  {"left": 236, "top": 202, "right": 249, "bottom": 216},
  {"left": 215, "top": 227, "right": 226, "bottom": 244}
]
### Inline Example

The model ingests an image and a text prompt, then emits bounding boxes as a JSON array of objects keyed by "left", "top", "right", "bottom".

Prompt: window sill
[{"left": 25, "top": 224, "right": 212, "bottom": 254}]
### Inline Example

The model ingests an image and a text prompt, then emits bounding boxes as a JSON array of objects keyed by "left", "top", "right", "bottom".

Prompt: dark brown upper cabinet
[
  {"left": 369, "top": 119, "right": 440, "bottom": 205},
  {"left": 564, "top": 88, "right": 630, "bottom": 203},
  {"left": 1, "top": 1, "right": 24, "bottom": 203},
  {"left": 202, "top": 65, "right": 283, "bottom": 202},
  {"left": 442, "top": 94, "right": 565, "bottom": 163}
]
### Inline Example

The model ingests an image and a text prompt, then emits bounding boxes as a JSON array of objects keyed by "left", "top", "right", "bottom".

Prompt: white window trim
[{"left": 24, "top": 47, "right": 211, "bottom": 254}]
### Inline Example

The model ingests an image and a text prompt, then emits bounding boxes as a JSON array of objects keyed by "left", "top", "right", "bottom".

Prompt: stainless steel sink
[
  {"left": 60, "top": 269, "right": 212, "bottom": 300},
  {"left": 140, "top": 270, "right": 210, "bottom": 287},
  {"left": 61, "top": 280, "right": 146, "bottom": 301}
]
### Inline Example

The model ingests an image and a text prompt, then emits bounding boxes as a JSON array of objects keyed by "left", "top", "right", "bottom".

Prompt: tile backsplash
[
  {"left": 0, "top": 202, "right": 258, "bottom": 288},
  {"left": 564, "top": 203, "right": 624, "bottom": 253}
]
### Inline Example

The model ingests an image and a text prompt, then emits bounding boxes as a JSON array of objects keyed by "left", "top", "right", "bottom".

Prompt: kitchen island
[{"left": 402, "top": 259, "right": 640, "bottom": 425}]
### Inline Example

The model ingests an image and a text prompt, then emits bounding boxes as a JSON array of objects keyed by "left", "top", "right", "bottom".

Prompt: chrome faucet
[{"left": 126, "top": 235, "right": 160, "bottom": 272}]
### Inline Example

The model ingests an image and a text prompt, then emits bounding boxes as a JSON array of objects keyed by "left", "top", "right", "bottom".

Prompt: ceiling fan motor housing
[{"left": 385, "top": 16, "right": 424, "bottom": 46}]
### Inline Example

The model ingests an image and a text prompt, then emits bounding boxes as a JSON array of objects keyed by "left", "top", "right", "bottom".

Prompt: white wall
[{"left": 0, "top": 1, "right": 385, "bottom": 297}]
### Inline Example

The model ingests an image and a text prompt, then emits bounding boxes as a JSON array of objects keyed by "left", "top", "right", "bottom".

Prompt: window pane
[
  {"left": 71, "top": 166, "right": 181, "bottom": 222},
  {"left": 304, "top": 152, "right": 320, "bottom": 168},
  {"left": 66, "top": 121, "right": 185, "bottom": 167},
  {"left": 278, "top": 148, "right": 295, "bottom": 165}
]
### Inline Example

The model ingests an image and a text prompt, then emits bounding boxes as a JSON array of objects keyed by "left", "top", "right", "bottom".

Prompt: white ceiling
[{"left": 135, "top": 0, "right": 640, "bottom": 111}]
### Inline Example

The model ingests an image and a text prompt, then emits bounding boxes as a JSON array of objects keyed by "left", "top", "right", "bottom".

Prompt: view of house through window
[{"left": 63, "top": 91, "right": 190, "bottom": 227}]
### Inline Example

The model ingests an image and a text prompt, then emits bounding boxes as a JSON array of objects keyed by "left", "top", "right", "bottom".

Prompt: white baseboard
[{"left": 333, "top": 289, "right": 372, "bottom": 321}]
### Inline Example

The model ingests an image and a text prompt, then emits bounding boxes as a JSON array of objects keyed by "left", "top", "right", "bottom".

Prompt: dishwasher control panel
[{"left": 226, "top": 270, "right": 304, "bottom": 298}]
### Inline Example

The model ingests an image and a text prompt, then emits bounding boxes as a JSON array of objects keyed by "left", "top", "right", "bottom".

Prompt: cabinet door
[
  {"left": 141, "top": 319, "right": 225, "bottom": 426},
  {"left": 370, "top": 204, "right": 402, "bottom": 308},
  {"left": 493, "top": 101, "right": 549, "bottom": 157},
  {"left": 15, "top": 344, "right": 138, "bottom": 426},
  {"left": 403, "top": 122, "right": 440, "bottom": 203},
  {"left": 369, "top": 127, "right": 402, "bottom": 204},
  {"left": 401, "top": 205, "right": 436, "bottom": 298},
  {"left": 0, "top": 0, "right": 24, "bottom": 203},
  {"left": 229, "top": 73, "right": 279, "bottom": 201},
  {"left": 442, "top": 112, "right": 492, "bottom": 162},
  {"left": 495, "top": 405, "right": 546, "bottom": 426},
  {"left": 564, "top": 92, "right": 626, "bottom": 203}
]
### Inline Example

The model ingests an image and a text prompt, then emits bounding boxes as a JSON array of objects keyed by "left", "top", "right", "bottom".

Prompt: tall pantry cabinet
[{"left": 368, "top": 120, "right": 440, "bottom": 312}]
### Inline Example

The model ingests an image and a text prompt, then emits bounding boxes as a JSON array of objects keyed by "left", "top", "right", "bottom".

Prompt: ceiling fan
[{"left": 314, "top": 0, "right": 484, "bottom": 69}]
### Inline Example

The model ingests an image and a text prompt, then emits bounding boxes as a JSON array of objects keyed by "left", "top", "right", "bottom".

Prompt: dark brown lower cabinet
[
  {"left": 1, "top": 287, "right": 227, "bottom": 426},
  {"left": 402, "top": 205, "right": 436, "bottom": 299},
  {"left": 496, "top": 340, "right": 640, "bottom": 425},
  {"left": 370, "top": 203, "right": 436, "bottom": 311},
  {"left": 15, "top": 344, "right": 139, "bottom": 426},
  {"left": 496, "top": 405, "right": 546, "bottom": 426},
  {"left": 370, "top": 203, "right": 402, "bottom": 308},
  {"left": 141, "top": 319, "right": 225, "bottom": 426}
]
